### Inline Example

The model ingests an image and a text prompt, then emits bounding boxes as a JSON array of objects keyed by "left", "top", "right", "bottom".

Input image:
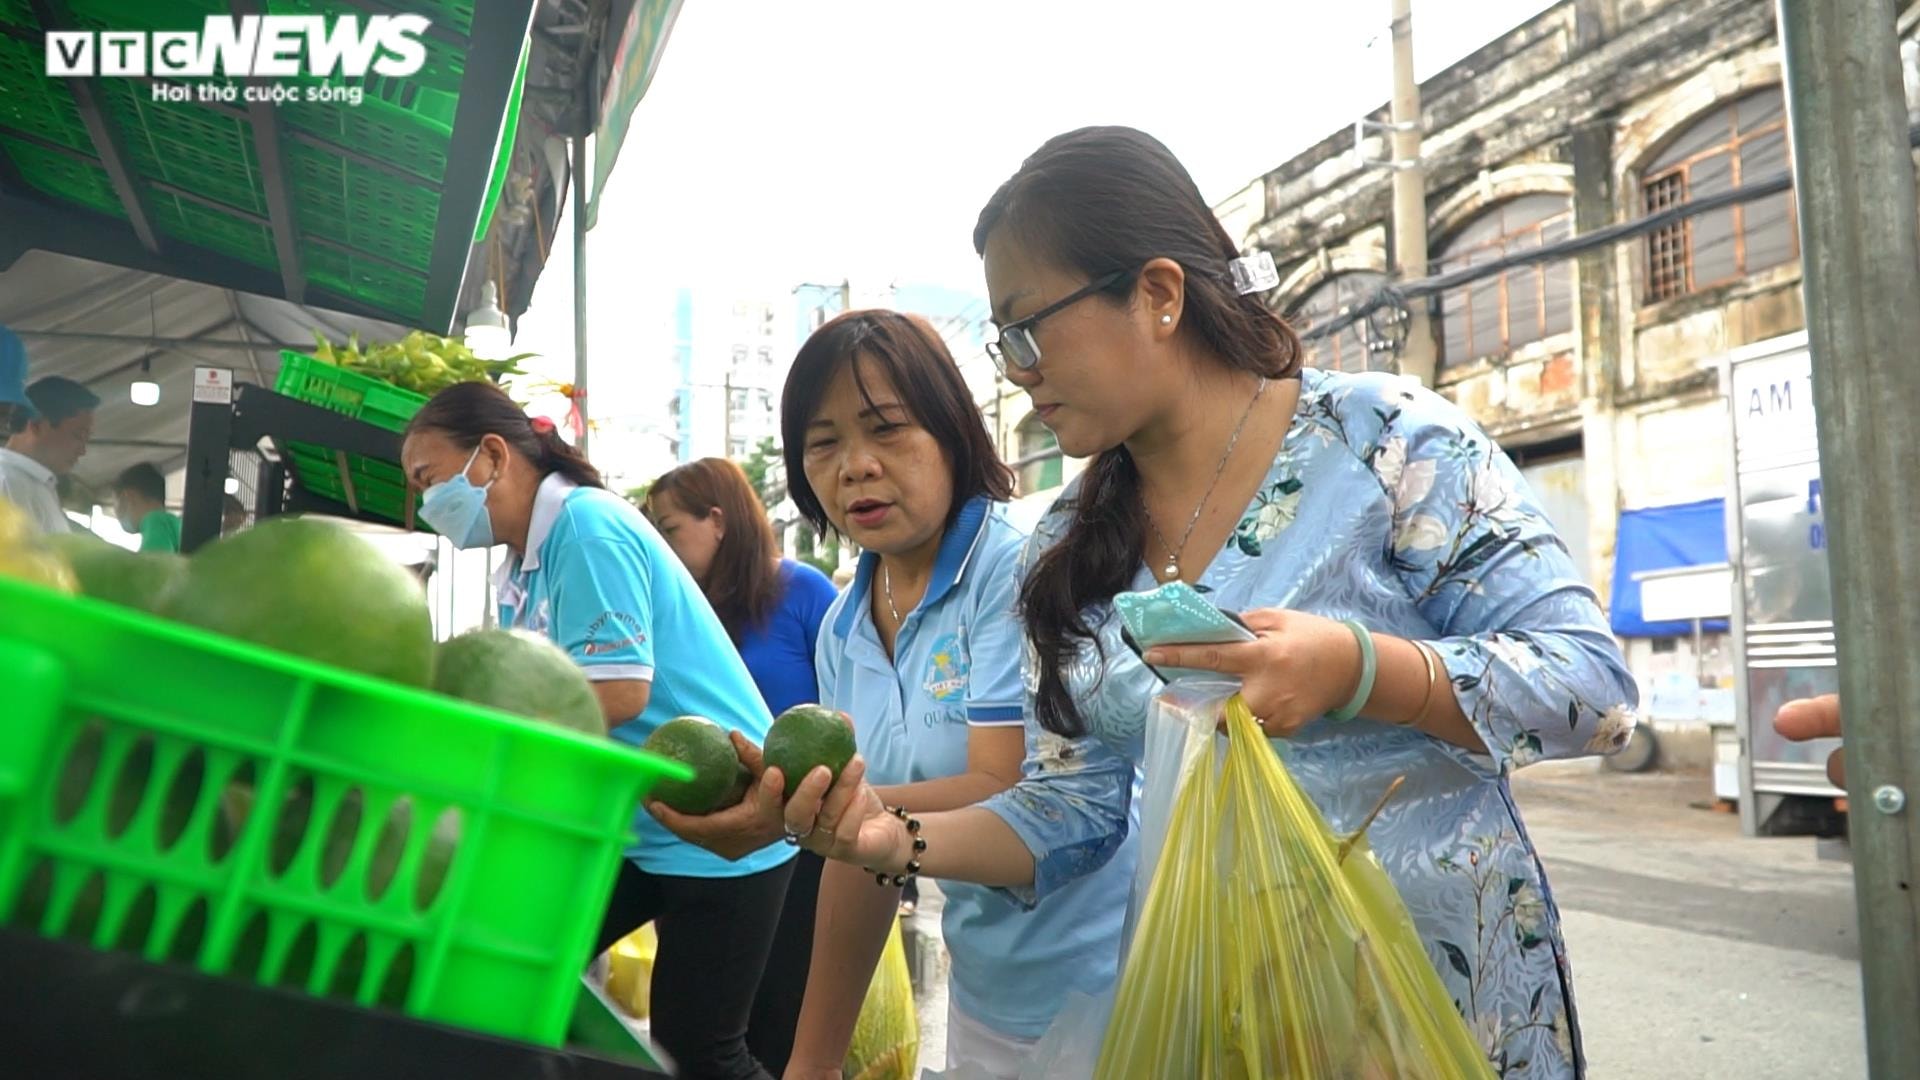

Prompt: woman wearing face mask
[
  {"left": 782, "top": 128, "right": 1639, "bottom": 1079},
  {"left": 400, "top": 381, "right": 795, "bottom": 1080},
  {"left": 643, "top": 458, "right": 838, "bottom": 1073},
  {"left": 657, "top": 311, "right": 1135, "bottom": 1080}
]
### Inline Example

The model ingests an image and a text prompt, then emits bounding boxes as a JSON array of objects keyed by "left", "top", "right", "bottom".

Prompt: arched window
[
  {"left": 1435, "top": 194, "right": 1574, "bottom": 367},
  {"left": 1642, "top": 87, "right": 1797, "bottom": 302},
  {"left": 1286, "top": 271, "right": 1389, "bottom": 373},
  {"left": 1015, "top": 413, "right": 1061, "bottom": 495}
]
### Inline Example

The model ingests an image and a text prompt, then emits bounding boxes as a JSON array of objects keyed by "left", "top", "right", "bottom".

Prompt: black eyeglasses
[{"left": 985, "top": 268, "right": 1132, "bottom": 375}]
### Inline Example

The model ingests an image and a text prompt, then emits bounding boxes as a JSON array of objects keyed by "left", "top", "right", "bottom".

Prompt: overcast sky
[{"left": 513, "top": 0, "right": 1559, "bottom": 374}]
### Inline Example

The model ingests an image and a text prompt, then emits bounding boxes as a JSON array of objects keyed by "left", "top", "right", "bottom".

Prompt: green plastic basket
[
  {"left": 0, "top": 575, "right": 690, "bottom": 1046},
  {"left": 287, "top": 444, "right": 422, "bottom": 527},
  {"left": 276, "top": 351, "right": 429, "bottom": 433}
]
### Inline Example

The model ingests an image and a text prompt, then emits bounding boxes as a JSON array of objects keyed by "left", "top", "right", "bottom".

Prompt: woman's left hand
[
  {"left": 1141, "top": 608, "right": 1362, "bottom": 738},
  {"left": 647, "top": 730, "right": 791, "bottom": 861}
]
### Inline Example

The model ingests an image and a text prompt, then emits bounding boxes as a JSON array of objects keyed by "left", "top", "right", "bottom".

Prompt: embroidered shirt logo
[
  {"left": 923, "top": 631, "right": 969, "bottom": 702},
  {"left": 582, "top": 611, "right": 645, "bottom": 656}
]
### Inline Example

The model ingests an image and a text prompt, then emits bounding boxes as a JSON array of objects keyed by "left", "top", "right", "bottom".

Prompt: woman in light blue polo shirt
[
  {"left": 658, "top": 311, "right": 1137, "bottom": 1079},
  {"left": 401, "top": 381, "right": 795, "bottom": 1080}
]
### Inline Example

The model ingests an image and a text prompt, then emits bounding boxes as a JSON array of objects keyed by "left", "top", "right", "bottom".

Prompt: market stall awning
[
  {"left": 0, "top": 249, "right": 407, "bottom": 495},
  {"left": 1610, "top": 498, "right": 1732, "bottom": 637},
  {"left": 0, "top": 1, "right": 534, "bottom": 332}
]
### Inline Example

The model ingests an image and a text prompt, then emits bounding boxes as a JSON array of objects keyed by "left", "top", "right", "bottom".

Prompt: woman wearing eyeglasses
[
  {"left": 781, "top": 127, "right": 1638, "bottom": 1079},
  {"left": 656, "top": 311, "right": 1135, "bottom": 1080}
]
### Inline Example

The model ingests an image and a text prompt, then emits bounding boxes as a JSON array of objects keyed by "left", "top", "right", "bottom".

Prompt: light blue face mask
[{"left": 419, "top": 443, "right": 495, "bottom": 549}]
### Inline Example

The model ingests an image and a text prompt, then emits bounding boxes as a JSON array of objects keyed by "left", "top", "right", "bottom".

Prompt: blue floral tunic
[{"left": 980, "top": 368, "right": 1639, "bottom": 1078}]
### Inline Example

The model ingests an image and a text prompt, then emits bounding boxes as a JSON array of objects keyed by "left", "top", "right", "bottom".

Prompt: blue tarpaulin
[{"left": 1610, "top": 498, "right": 1730, "bottom": 637}]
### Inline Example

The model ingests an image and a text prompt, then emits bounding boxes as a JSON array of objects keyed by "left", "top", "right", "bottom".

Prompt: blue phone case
[{"left": 1113, "top": 581, "right": 1257, "bottom": 682}]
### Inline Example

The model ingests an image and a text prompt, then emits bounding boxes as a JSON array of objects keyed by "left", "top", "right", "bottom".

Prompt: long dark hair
[
  {"left": 404, "top": 380, "right": 604, "bottom": 490},
  {"left": 781, "top": 309, "right": 1013, "bottom": 536},
  {"left": 646, "top": 457, "right": 782, "bottom": 639},
  {"left": 975, "top": 125, "right": 1304, "bottom": 737}
]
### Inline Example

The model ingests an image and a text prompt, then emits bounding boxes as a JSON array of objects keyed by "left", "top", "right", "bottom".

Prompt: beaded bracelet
[
  {"left": 1328, "top": 619, "right": 1379, "bottom": 723},
  {"left": 865, "top": 806, "right": 925, "bottom": 887}
]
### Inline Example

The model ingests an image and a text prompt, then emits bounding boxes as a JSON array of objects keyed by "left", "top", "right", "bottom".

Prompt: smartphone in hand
[{"left": 1114, "top": 580, "right": 1257, "bottom": 682}]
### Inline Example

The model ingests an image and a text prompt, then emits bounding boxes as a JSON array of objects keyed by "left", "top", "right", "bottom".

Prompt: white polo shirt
[{"left": 0, "top": 447, "right": 69, "bottom": 534}]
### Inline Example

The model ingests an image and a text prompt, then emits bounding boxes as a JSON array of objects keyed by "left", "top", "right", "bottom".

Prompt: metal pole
[
  {"left": 1388, "top": 0, "right": 1436, "bottom": 384},
  {"left": 571, "top": 132, "right": 591, "bottom": 457},
  {"left": 1776, "top": 1, "right": 1920, "bottom": 1071}
]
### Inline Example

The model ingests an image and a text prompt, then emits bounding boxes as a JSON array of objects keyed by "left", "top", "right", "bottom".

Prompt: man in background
[
  {"left": 1, "top": 376, "right": 97, "bottom": 534},
  {"left": 115, "top": 462, "right": 182, "bottom": 552}
]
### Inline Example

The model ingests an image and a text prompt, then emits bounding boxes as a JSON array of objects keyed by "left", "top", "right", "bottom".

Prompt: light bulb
[
  {"left": 131, "top": 380, "right": 159, "bottom": 406},
  {"left": 224, "top": 477, "right": 240, "bottom": 495}
]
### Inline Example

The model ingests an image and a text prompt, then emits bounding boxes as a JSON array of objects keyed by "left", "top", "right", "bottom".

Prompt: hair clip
[
  {"left": 529, "top": 415, "right": 557, "bottom": 434},
  {"left": 1229, "top": 250, "right": 1280, "bottom": 296}
]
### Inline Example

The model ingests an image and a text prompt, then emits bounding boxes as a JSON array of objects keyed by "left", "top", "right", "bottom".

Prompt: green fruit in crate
[
  {"left": 162, "top": 516, "right": 433, "bottom": 687},
  {"left": 763, "top": 703, "right": 858, "bottom": 799},
  {"left": 432, "top": 628, "right": 603, "bottom": 735},
  {"left": 46, "top": 533, "right": 186, "bottom": 612},
  {"left": 642, "top": 716, "right": 749, "bottom": 814},
  {"left": 0, "top": 497, "right": 78, "bottom": 593}
]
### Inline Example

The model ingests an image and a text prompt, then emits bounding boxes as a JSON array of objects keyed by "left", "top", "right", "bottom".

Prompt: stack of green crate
[
  {"left": 274, "top": 351, "right": 430, "bottom": 529},
  {"left": 0, "top": 0, "right": 517, "bottom": 326}
]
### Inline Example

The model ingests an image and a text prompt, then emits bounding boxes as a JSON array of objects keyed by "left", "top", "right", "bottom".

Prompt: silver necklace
[
  {"left": 1146, "top": 377, "right": 1269, "bottom": 581},
  {"left": 882, "top": 563, "right": 902, "bottom": 623}
]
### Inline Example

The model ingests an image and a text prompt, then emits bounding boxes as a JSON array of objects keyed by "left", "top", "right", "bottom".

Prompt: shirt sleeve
[
  {"left": 963, "top": 543, "right": 1026, "bottom": 726},
  {"left": 546, "top": 536, "right": 656, "bottom": 682},
  {"left": 1343, "top": 376, "right": 1641, "bottom": 773},
  {"left": 979, "top": 721, "right": 1136, "bottom": 906}
]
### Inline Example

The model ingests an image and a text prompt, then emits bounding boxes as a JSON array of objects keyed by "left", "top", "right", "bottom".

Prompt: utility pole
[
  {"left": 570, "top": 132, "right": 590, "bottom": 456},
  {"left": 1388, "top": 0, "right": 1436, "bottom": 384},
  {"left": 1776, "top": 1, "right": 1920, "bottom": 1073},
  {"left": 723, "top": 369, "right": 734, "bottom": 457}
]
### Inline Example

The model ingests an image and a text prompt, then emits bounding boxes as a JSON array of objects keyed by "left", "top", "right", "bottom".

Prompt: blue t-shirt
[
  {"left": 815, "top": 497, "right": 1135, "bottom": 1038},
  {"left": 496, "top": 474, "right": 795, "bottom": 879},
  {"left": 736, "top": 559, "right": 838, "bottom": 716}
]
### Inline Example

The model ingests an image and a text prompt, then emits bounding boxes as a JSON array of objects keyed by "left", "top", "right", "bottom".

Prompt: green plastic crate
[
  {"left": 0, "top": 575, "right": 690, "bottom": 1046},
  {"left": 275, "top": 350, "right": 428, "bottom": 433},
  {"left": 274, "top": 351, "right": 431, "bottom": 527},
  {"left": 287, "top": 444, "right": 424, "bottom": 528}
]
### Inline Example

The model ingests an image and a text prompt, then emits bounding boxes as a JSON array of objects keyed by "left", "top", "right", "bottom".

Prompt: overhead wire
[{"left": 1292, "top": 122, "right": 1920, "bottom": 345}]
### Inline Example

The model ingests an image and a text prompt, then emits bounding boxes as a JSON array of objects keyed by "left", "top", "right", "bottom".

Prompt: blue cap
[{"left": 0, "top": 325, "right": 27, "bottom": 415}]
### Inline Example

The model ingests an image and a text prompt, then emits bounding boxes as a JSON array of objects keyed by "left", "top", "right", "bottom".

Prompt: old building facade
[{"left": 1219, "top": 0, "right": 1920, "bottom": 714}]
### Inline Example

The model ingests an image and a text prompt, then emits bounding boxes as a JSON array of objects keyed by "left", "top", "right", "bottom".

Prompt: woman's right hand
[
  {"left": 647, "top": 731, "right": 791, "bottom": 861},
  {"left": 783, "top": 755, "right": 910, "bottom": 871}
]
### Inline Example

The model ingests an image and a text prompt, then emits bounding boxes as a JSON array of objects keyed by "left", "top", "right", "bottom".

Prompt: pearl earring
[{"left": 1160, "top": 314, "right": 1172, "bottom": 325}]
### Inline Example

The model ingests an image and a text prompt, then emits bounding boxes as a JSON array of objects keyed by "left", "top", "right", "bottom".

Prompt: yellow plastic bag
[
  {"left": 843, "top": 917, "right": 919, "bottom": 1080},
  {"left": 601, "top": 918, "right": 917, "bottom": 1079},
  {"left": 604, "top": 923, "right": 656, "bottom": 1020},
  {"left": 1095, "top": 692, "right": 1493, "bottom": 1079}
]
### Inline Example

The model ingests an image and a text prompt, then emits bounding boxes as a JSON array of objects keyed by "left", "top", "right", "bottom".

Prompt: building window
[
  {"left": 1015, "top": 414, "right": 1061, "bottom": 495},
  {"left": 1435, "top": 194, "right": 1574, "bottom": 368},
  {"left": 1286, "top": 272, "right": 1390, "bottom": 374},
  {"left": 757, "top": 346, "right": 774, "bottom": 366},
  {"left": 1641, "top": 87, "right": 1797, "bottom": 303}
]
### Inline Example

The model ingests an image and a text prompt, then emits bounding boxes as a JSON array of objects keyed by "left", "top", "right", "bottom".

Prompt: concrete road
[
  {"left": 901, "top": 762, "right": 1867, "bottom": 1078},
  {"left": 1514, "top": 760, "right": 1866, "bottom": 1080}
]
